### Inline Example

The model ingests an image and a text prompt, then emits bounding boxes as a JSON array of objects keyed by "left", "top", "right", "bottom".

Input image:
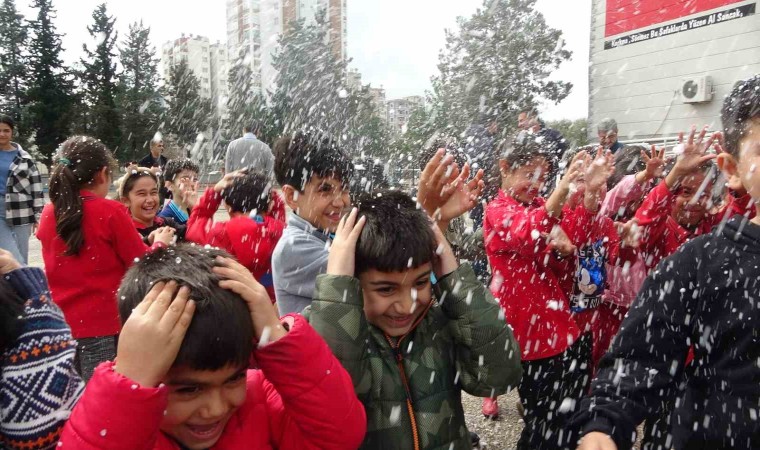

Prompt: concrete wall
[{"left": 589, "top": 0, "right": 760, "bottom": 141}]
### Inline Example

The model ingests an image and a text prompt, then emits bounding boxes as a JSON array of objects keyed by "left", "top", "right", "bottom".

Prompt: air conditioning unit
[{"left": 681, "top": 76, "right": 713, "bottom": 103}]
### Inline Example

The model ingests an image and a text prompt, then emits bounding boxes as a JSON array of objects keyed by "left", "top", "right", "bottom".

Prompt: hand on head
[{"left": 326, "top": 207, "right": 366, "bottom": 277}]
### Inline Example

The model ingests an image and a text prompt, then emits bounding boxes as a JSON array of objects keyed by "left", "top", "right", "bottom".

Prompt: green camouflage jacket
[{"left": 304, "top": 264, "right": 522, "bottom": 450}]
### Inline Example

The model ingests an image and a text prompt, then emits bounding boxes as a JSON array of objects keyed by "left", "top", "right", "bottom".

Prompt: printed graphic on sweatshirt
[{"left": 571, "top": 239, "right": 607, "bottom": 312}]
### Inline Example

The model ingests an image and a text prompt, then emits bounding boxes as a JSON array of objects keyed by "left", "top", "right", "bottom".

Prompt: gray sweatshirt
[
  {"left": 224, "top": 133, "right": 274, "bottom": 173},
  {"left": 272, "top": 213, "right": 331, "bottom": 315}
]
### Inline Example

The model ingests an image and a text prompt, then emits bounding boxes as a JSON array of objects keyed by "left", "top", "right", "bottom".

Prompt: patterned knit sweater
[{"left": 0, "top": 267, "right": 84, "bottom": 450}]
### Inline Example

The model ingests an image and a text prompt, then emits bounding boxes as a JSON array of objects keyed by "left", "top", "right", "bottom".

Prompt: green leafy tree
[
  {"left": 164, "top": 59, "right": 212, "bottom": 149},
  {"left": 119, "top": 20, "right": 163, "bottom": 162},
  {"left": 271, "top": 12, "right": 387, "bottom": 156},
  {"left": 226, "top": 60, "right": 278, "bottom": 146},
  {"left": 547, "top": 118, "right": 589, "bottom": 148},
  {"left": 25, "top": 0, "right": 73, "bottom": 163},
  {"left": 80, "top": 3, "right": 121, "bottom": 151},
  {"left": 0, "top": 0, "right": 28, "bottom": 126},
  {"left": 430, "top": 0, "right": 572, "bottom": 136}
]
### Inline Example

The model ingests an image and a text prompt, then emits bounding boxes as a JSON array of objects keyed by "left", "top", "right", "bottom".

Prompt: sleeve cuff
[{"left": 5, "top": 267, "right": 48, "bottom": 300}]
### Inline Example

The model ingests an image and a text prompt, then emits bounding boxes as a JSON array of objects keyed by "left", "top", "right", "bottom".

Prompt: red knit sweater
[{"left": 37, "top": 191, "right": 164, "bottom": 338}]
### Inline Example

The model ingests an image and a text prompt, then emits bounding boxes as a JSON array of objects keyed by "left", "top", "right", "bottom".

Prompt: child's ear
[
  {"left": 164, "top": 180, "right": 172, "bottom": 189},
  {"left": 498, "top": 160, "right": 510, "bottom": 178},
  {"left": 280, "top": 185, "right": 300, "bottom": 211},
  {"left": 717, "top": 153, "right": 744, "bottom": 193}
]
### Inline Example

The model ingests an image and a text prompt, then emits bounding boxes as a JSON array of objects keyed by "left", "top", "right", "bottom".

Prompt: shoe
[
  {"left": 482, "top": 397, "right": 499, "bottom": 419},
  {"left": 470, "top": 431, "right": 481, "bottom": 448}
]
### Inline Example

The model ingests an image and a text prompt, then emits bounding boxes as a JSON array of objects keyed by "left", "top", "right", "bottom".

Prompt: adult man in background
[
  {"left": 225, "top": 121, "right": 274, "bottom": 174},
  {"left": 597, "top": 117, "right": 624, "bottom": 154},
  {"left": 139, "top": 136, "right": 169, "bottom": 203}
]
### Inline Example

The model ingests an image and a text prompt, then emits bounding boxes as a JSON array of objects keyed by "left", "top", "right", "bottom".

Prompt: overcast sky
[{"left": 19, "top": 0, "right": 591, "bottom": 121}]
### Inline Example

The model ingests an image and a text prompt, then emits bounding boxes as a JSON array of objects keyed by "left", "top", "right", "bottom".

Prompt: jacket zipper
[{"left": 385, "top": 333, "right": 421, "bottom": 450}]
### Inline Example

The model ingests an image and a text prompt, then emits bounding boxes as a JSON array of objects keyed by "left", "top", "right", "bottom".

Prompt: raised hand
[
  {"left": 636, "top": 145, "right": 667, "bottom": 183},
  {"left": 113, "top": 281, "right": 196, "bottom": 387},
  {"left": 326, "top": 208, "right": 366, "bottom": 277},
  {"left": 438, "top": 164, "right": 485, "bottom": 224},
  {"left": 152, "top": 226, "right": 176, "bottom": 246},
  {"left": 213, "top": 256, "right": 285, "bottom": 345},
  {"left": 417, "top": 149, "right": 460, "bottom": 216},
  {"left": 617, "top": 219, "right": 640, "bottom": 248},
  {"left": 585, "top": 146, "right": 615, "bottom": 193},
  {"left": 665, "top": 126, "right": 718, "bottom": 189},
  {"left": 0, "top": 248, "right": 22, "bottom": 274},
  {"left": 546, "top": 151, "right": 587, "bottom": 218},
  {"left": 214, "top": 168, "right": 248, "bottom": 193}
]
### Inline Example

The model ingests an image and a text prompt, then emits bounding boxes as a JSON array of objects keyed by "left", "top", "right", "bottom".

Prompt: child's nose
[{"left": 199, "top": 390, "right": 229, "bottom": 419}]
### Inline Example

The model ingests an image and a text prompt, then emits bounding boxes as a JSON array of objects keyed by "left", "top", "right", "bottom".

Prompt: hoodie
[{"left": 573, "top": 215, "right": 760, "bottom": 449}]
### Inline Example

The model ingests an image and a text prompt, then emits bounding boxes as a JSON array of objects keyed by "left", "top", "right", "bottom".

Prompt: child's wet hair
[
  {"left": 355, "top": 191, "right": 436, "bottom": 275},
  {"left": 499, "top": 132, "right": 556, "bottom": 174},
  {"left": 49, "top": 136, "right": 117, "bottom": 256},
  {"left": 608, "top": 144, "right": 648, "bottom": 189},
  {"left": 722, "top": 75, "right": 760, "bottom": 158},
  {"left": 273, "top": 131, "right": 353, "bottom": 191},
  {"left": 117, "top": 244, "right": 254, "bottom": 371},
  {"left": 222, "top": 170, "right": 273, "bottom": 214},
  {"left": 118, "top": 169, "right": 159, "bottom": 199},
  {"left": 163, "top": 159, "right": 200, "bottom": 183}
]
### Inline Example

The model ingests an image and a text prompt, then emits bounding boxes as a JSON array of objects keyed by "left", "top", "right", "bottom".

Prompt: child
[
  {"left": 37, "top": 136, "right": 175, "bottom": 381},
  {"left": 0, "top": 249, "right": 84, "bottom": 450},
  {"left": 118, "top": 168, "right": 187, "bottom": 242},
  {"left": 58, "top": 244, "right": 366, "bottom": 449},
  {"left": 271, "top": 131, "right": 353, "bottom": 315},
  {"left": 635, "top": 127, "right": 754, "bottom": 271},
  {"left": 484, "top": 134, "right": 595, "bottom": 449},
  {"left": 575, "top": 75, "right": 760, "bottom": 450},
  {"left": 550, "top": 147, "right": 639, "bottom": 370},
  {"left": 307, "top": 191, "right": 520, "bottom": 450},
  {"left": 186, "top": 169, "right": 286, "bottom": 300},
  {"left": 158, "top": 158, "right": 200, "bottom": 224}
]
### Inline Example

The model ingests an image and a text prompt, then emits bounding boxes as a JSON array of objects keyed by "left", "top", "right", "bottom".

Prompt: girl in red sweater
[{"left": 37, "top": 136, "right": 175, "bottom": 381}]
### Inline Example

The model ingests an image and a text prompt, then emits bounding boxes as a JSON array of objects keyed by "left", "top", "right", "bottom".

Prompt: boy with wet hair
[
  {"left": 58, "top": 244, "right": 366, "bottom": 450},
  {"left": 271, "top": 131, "right": 354, "bottom": 315},
  {"left": 306, "top": 191, "right": 521, "bottom": 450},
  {"left": 576, "top": 74, "right": 760, "bottom": 450},
  {"left": 158, "top": 158, "right": 200, "bottom": 224},
  {"left": 186, "top": 170, "right": 286, "bottom": 300}
]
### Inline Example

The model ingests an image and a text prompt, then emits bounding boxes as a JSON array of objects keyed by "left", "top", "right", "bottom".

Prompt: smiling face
[
  {"left": 0, "top": 123, "right": 13, "bottom": 148},
  {"left": 500, "top": 156, "right": 550, "bottom": 205},
  {"left": 123, "top": 175, "right": 160, "bottom": 226},
  {"left": 284, "top": 175, "right": 350, "bottom": 233},
  {"left": 161, "top": 364, "right": 247, "bottom": 449},
  {"left": 672, "top": 172, "right": 711, "bottom": 229},
  {"left": 598, "top": 129, "right": 618, "bottom": 149},
  {"left": 360, "top": 263, "right": 433, "bottom": 337}
]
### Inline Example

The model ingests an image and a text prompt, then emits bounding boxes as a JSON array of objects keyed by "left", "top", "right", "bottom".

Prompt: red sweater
[
  {"left": 37, "top": 191, "right": 163, "bottom": 338},
  {"left": 58, "top": 315, "right": 367, "bottom": 450},
  {"left": 186, "top": 189, "right": 286, "bottom": 300},
  {"left": 484, "top": 190, "right": 595, "bottom": 360},
  {"left": 635, "top": 181, "right": 754, "bottom": 270}
]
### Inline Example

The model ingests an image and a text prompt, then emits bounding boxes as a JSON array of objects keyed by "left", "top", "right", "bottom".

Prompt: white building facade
[{"left": 589, "top": 0, "right": 759, "bottom": 142}]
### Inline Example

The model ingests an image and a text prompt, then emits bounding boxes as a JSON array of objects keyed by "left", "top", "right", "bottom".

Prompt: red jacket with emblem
[
  {"left": 484, "top": 190, "right": 596, "bottom": 360},
  {"left": 57, "top": 315, "right": 366, "bottom": 450}
]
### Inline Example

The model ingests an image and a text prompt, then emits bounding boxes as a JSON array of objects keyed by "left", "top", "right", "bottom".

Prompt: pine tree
[
  {"left": 165, "top": 59, "right": 211, "bottom": 149},
  {"left": 226, "top": 60, "right": 277, "bottom": 145},
  {"left": 0, "top": 0, "right": 28, "bottom": 125},
  {"left": 430, "top": 0, "right": 572, "bottom": 135},
  {"left": 80, "top": 3, "right": 121, "bottom": 151},
  {"left": 25, "top": 0, "right": 72, "bottom": 163},
  {"left": 119, "top": 20, "right": 163, "bottom": 162}
]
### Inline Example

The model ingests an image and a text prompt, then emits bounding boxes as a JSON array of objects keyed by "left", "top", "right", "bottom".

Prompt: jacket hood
[{"left": 720, "top": 214, "right": 760, "bottom": 254}]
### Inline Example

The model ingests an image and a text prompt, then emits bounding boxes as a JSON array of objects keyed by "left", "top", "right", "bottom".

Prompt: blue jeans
[{"left": 0, "top": 219, "right": 31, "bottom": 264}]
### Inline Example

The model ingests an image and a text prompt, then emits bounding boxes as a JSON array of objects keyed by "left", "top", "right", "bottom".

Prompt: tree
[
  {"left": 0, "top": 0, "right": 28, "bottom": 126},
  {"left": 270, "top": 12, "right": 387, "bottom": 157},
  {"left": 548, "top": 118, "right": 589, "bottom": 148},
  {"left": 25, "top": 0, "right": 72, "bottom": 163},
  {"left": 119, "top": 20, "right": 163, "bottom": 162},
  {"left": 226, "top": 59, "right": 278, "bottom": 146},
  {"left": 164, "top": 59, "right": 212, "bottom": 150},
  {"left": 430, "top": 0, "right": 572, "bottom": 136},
  {"left": 80, "top": 3, "right": 120, "bottom": 151}
]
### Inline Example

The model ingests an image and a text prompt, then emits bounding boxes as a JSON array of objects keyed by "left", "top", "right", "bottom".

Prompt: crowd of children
[{"left": 0, "top": 74, "right": 758, "bottom": 450}]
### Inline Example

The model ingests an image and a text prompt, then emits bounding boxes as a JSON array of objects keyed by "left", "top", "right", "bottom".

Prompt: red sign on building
[{"left": 605, "top": 0, "right": 746, "bottom": 37}]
